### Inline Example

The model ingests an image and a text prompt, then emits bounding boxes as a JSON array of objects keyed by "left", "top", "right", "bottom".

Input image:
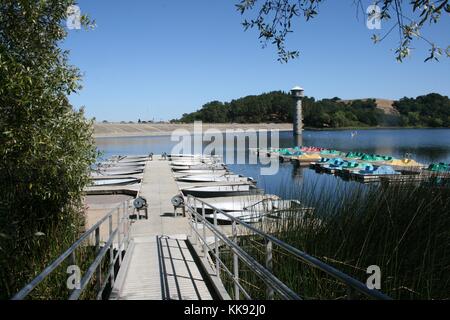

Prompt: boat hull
[{"left": 182, "top": 185, "right": 263, "bottom": 198}]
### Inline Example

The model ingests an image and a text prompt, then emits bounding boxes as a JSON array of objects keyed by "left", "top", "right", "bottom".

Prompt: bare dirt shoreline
[{"left": 94, "top": 123, "right": 293, "bottom": 138}]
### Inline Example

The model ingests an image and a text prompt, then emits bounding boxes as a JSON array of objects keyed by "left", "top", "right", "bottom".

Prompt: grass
[
  {"left": 0, "top": 205, "right": 119, "bottom": 300},
  {"left": 219, "top": 180, "right": 450, "bottom": 300}
]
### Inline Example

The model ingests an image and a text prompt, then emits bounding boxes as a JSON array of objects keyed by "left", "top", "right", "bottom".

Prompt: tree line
[
  {"left": 175, "top": 92, "right": 450, "bottom": 128},
  {"left": 395, "top": 93, "right": 450, "bottom": 128}
]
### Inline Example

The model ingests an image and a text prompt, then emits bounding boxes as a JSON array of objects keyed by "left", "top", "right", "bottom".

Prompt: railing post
[
  {"left": 193, "top": 198, "right": 198, "bottom": 245},
  {"left": 202, "top": 202, "right": 207, "bottom": 256},
  {"left": 124, "top": 200, "right": 130, "bottom": 248},
  {"left": 214, "top": 210, "right": 220, "bottom": 277},
  {"left": 117, "top": 207, "right": 122, "bottom": 265},
  {"left": 108, "top": 214, "right": 115, "bottom": 290},
  {"left": 123, "top": 201, "right": 127, "bottom": 243},
  {"left": 232, "top": 220, "right": 239, "bottom": 300},
  {"left": 188, "top": 202, "right": 193, "bottom": 239},
  {"left": 265, "top": 239, "right": 274, "bottom": 300},
  {"left": 95, "top": 226, "right": 102, "bottom": 296},
  {"left": 68, "top": 251, "right": 76, "bottom": 266},
  {"left": 68, "top": 251, "right": 77, "bottom": 295},
  {"left": 346, "top": 285, "right": 355, "bottom": 300}
]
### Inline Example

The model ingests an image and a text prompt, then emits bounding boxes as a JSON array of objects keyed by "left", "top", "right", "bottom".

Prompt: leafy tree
[
  {"left": 331, "top": 111, "right": 350, "bottom": 127},
  {"left": 179, "top": 91, "right": 387, "bottom": 127},
  {"left": 236, "top": 0, "right": 449, "bottom": 62},
  {"left": 179, "top": 91, "right": 450, "bottom": 128},
  {"left": 199, "top": 101, "right": 229, "bottom": 122},
  {"left": 0, "top": 0, "right": 97, "bottom": 298},
  {"left": 394, "top": 93, "right": 450, "bottom": 127}
]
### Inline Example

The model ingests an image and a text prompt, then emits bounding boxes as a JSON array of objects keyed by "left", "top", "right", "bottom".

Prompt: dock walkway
[{"left": 111, "top": 157, "right": 213, "bottom": 300}]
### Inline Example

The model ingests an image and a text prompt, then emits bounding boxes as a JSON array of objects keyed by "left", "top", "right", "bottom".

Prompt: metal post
[
  {"left": 188, "top": 201, "right": 193, "bottom": 239},
  {"left": 214, "top": 210, "right": 220, "bottom": 277},
  {"left": 68, "top": 251, "right": 77, "bottom": 295},
  {"left": 202, "top": 202, "right": 207, "bottom": 256},
  {"left": 265, "top": 239, "right": 274, "bottom": 300},
  {"left": 347, "top": 285, "right": 355, "bottom": 300},
  {"left": 123, "top": 200, "right": 129, "bottom": 251},
  {"left": 232, "top": 221, "right": 239, "bottom": 300},
  {"left": 193, "top": 198, "right": 198, "bottom": 245},
  {"left": 69, "top": 251, "right": 76, "bottom": 267},
  {"left": 95, "top": 227, "right": 102, "bottom": 295},
  {"left": 117, "top": 207, "right": 122, "bottom": 265},
  {"left": 108, "top": 214, "right": 114, "bottom": 288}
]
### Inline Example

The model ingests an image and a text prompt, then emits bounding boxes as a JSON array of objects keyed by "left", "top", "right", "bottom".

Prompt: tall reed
[{"left": 220, "top": 181, "right": 450, "bottom": 299}]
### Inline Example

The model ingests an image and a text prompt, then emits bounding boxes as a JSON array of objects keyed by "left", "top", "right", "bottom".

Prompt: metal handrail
[
  {"left": 186, "top": 204, "right": 301, "bottom": 299},
  {"left": 185, "top": 195, "right": 392, "bottom": 300},
  {"left": 190, "top": 226, "right": 252, "bottom": 299},
  {"left": 12, "top": 200, "right": 132, "bottom": 300},
  {"left": 242, "top": 196, "right": 279, "bottom": 211}
]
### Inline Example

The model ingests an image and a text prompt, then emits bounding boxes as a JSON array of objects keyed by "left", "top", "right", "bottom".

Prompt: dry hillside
[{"left": 340, "top": 98, "right": 399, "bottom": 115}]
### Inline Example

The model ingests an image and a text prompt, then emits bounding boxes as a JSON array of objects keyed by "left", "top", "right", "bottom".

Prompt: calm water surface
[{"left": 96, "top": 129, "right": 450, "bottom": 200}]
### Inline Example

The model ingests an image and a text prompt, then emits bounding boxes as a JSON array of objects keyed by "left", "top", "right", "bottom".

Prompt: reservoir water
[{"left": 96, "top": 128, "right": 450, "bottom": 200}]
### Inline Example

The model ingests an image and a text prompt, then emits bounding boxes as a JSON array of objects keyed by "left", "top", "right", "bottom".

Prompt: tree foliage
[
  {"left": 236, "top": 0, "right": 449, "bottom": 62},
  {"left": 178, "top": 91, "right": 385, "bottom": 127},
  {"left": 177, "top": 91, "right": 450, "bottom": 128},
  {"left": 0, "top": 0, "right": 97, "bottom": 298},
  {"left": 395, "top": 93, "right": 450, "bottom": 127}
]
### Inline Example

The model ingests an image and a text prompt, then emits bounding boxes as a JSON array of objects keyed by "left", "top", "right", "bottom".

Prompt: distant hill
[{"left": 340, "top": 99, "right": 399, "bottom": 115}]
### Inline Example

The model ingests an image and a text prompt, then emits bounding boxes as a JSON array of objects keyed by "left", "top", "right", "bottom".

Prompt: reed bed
[
  {"left": 0, "top": 208, "right": 115, "bottom": 300},
  {"left": 220, "top": 180, "right": 450, "bottom": 300}
]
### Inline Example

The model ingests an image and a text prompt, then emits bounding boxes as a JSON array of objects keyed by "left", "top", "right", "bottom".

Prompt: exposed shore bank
[
  {"left": 94, "top": 123, "right": 293, "bottom": 138},
  {"left": 93, "top": 123, "right": 448, "bottom": 138}
]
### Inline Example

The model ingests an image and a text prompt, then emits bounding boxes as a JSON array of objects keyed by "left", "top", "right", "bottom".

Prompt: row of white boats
[
  {"left": 89, "top": 155, "right": 148, "bottom": 186},
  {"left": 168, "top": 154, "right": 311, "bottom": 224},
  {"left": 87, "top": 154, "right": 311, "bottom": 224}
]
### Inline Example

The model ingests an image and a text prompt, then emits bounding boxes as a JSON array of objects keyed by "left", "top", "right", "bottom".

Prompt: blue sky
[{"left": 64, "top": 0, "right": 450, "bottom": 122}]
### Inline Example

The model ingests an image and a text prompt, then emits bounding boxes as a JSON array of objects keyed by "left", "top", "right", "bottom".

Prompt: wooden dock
[{"left": 110, "top": 156, "right": 215, "bottom": 300}]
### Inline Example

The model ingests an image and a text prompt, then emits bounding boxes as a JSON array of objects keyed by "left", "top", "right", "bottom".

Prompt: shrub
[{"left": 0, "top": 0, "right": 97, "bottom": 298}]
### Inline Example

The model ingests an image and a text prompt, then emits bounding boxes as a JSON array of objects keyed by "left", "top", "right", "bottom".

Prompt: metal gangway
[
  {"left": 12, "top": 201, "right": 132, "bottom": 300},
  {"left": 12, "top": 195, "right": 392, "bottom": 300}
]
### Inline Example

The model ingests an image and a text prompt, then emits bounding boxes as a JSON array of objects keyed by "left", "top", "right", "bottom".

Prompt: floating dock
[
  {"left": 97, "top": 154, "right": 306, "bottom": 300},
  {"left": 252, "top": 148, "right": 445, "bottom": 184},
  {"left": 110, "top": 156, "right": 218, "bottom": 300}
]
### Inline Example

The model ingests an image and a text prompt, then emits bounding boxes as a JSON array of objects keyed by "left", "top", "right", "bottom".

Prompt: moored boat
[
  {"left": 176, "top": 174, "right": 252, "bottom": 183},
  {"left": 171, "top": 164, "right": 226, "bottom": 171},
  {"left": 91, "top": 178, "right": 140, "bottom": 186},
  {"left": 188, "top": 195, "right": 308, "bottom": 223},
  {"left": 181, "top": 184, "right": 263, "bottom": 198},
  {"left": 91, "top": 170, "right": 144, "bottom": 177},
  {"left": 174, "top": 169, "right": 228, "bottom": 175}
]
